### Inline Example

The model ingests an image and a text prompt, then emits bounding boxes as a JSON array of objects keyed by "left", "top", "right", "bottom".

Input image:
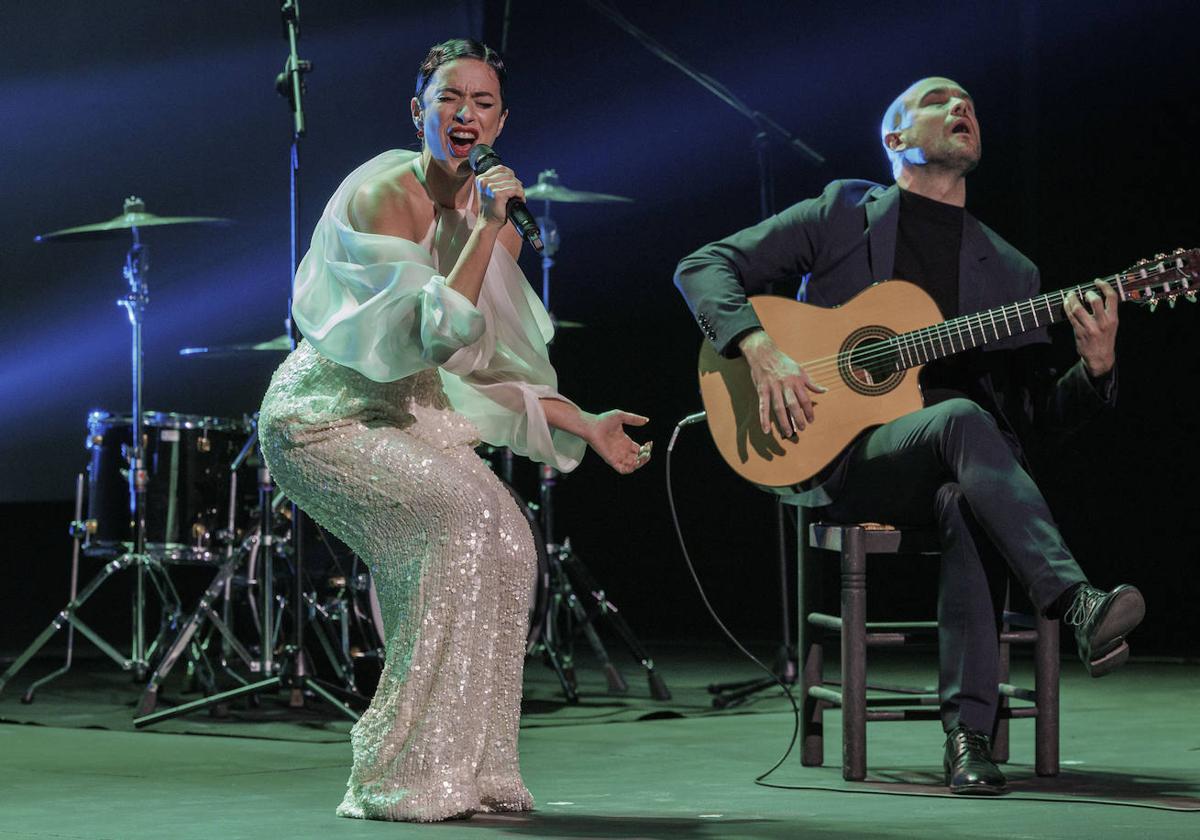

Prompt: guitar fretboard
[{"left": 889, "top": 273, "right": 1128, "bottom": 370}]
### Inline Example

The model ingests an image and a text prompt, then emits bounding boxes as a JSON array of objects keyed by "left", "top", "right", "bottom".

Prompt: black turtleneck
[{"left": 892, "top": 188, "right": 975, "bottom": 405}]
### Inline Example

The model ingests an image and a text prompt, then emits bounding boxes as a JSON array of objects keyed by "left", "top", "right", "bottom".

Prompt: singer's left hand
[
  {"left": 585, "top": 410, "right": 652, "bottom": 475},
  {"left": 1064, "top": 279, "right": 1118, "bottom": 378},
  {"left": 475, "top": 165, "right": 526, "bottom": 228}
]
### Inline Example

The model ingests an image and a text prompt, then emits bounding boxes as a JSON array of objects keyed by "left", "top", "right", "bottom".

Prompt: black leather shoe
[
  {"left": 1065, "top": 584, "right": 1145, "bottom": 677},
  {"left": 943, "top": 725, "right": 1007, "bottom": 795}
]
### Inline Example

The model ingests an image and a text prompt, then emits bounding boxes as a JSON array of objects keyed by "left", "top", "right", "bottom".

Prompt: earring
[{"left": 416, "top": 126, "right": 424, "bottom": 140}]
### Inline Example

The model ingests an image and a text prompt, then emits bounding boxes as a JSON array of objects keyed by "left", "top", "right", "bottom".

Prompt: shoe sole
[
  {"left": 1085, "top": 587, "right": 1145, "bottom": 677},
  {"left": 948, "top": 782, "right": 1008, "bottom": 795},
  {"left": 1087, "top": 639, "right": 1130, "bottom": 677},
  {"left": 944, "top": 775, "right": 1007, "bottom": 795},
  {"left": 944, "top": 768, "right": 1008, "bottom": 796}
]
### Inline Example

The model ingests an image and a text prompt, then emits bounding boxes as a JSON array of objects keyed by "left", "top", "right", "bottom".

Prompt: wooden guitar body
[
  {"left": 697, "top": 248, "right": 1198, "bottom": 488},
  {"left": 698, "top": 281, "right": 942, "bottom": 488}
]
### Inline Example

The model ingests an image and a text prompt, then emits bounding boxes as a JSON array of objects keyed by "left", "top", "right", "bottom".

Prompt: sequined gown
[{"left": 258, "top": 150, "right": 585, "bottom": 822}]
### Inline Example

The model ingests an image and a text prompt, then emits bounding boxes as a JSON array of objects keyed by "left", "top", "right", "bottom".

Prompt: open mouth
[
  {"left": 951, "top": 119, "right": 972, "bottom": 136},
  {"left": 447, "top": 129, "right": 477, "bottom": 157}
]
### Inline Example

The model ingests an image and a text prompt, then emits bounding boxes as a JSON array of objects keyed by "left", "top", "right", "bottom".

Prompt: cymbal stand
[
  {"left": 1, "top": 216, "right": 183, "bottom": 702},
  {"left": 526, "top": 201, "right": 670, "bottom": 702},
  {"left": 534, "top": 181, "right": 562, "bottom": 311},
  {"left": 135, "top": 1, "right": 363, "bottom": 727}
]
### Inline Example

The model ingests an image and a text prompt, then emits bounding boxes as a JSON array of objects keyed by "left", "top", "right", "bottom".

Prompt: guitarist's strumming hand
[
  {"left": 1063, "top": 279, "right": 1118, "bottom": 378},
  {"left": 739, "top": 329, "right": 829, "bottom": 437}
]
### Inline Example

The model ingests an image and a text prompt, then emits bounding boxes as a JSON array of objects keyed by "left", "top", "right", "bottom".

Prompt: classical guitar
[{"left": 698, "top": 248, "right": 1199, "bottom": 488}]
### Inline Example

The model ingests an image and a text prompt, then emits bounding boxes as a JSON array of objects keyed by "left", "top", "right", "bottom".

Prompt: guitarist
[{"left": 674, "top": 76, "right": 1144, "bottom": 795}]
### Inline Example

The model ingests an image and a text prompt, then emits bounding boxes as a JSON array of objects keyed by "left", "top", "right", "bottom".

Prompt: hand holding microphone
[{"left": 468, "top": 144, "right": 544, "bottom": 252}]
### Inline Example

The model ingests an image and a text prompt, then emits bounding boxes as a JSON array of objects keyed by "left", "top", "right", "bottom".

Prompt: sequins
[{"left": 259, "top": 340, "right": 536, "bottom": 822}]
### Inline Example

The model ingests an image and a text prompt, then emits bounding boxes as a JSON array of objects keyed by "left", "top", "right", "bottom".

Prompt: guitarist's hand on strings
[
  {"left": 1063, "top": 279, "right": 1118, "bottom": 378},
  {"left": 739, "top": 329, "right": 828, "bottom": 437}
]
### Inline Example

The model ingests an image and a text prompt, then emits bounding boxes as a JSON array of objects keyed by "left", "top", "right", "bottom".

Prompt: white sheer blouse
[{"left": 292, "top": 149, "right": 586, "bottom": 472}]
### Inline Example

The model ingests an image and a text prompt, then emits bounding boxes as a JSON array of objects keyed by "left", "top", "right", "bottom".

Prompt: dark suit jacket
[{"left": 674, "top": 179, "right": 1115, "bottom": 501}]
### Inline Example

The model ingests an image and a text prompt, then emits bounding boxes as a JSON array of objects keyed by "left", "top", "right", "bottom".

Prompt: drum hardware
[
  {"left": 503, "top": 178, "right": 669, "bottom": 702},
  {"left": 134, "top": 428, "right": 263, "bottom": 715},
  {"left": 526, "top": 466, "right": 670, "bottom": 704},
  {"left": 131, "top": 424, "right": 378, "bottom": 718},
  {"left": 302, "top": 587, "right": 371, "bottom": 694},
  {"left": 134, "top": 9, "right": 366, "bottom": 726},
  {"left": 0, "top": 470, "right": 187, "bottom": 702},
  {"left": 528, "top": 168, "right": 633, "bottom": 315},
  {"left": 82, "top": 411, "right": 257, "bottom": 564},
  {"left": 178, "top": 335, "right": 293, "bottom": 358},
  {"left": 1, "top": 199, "right": 229, "bottom": 702},
  {"left": 2, "top": 476, "right": 85, "bottom": 702}
]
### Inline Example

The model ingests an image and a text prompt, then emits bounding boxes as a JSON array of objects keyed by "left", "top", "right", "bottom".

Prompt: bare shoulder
[{"left": 348, "top": 160, "right": 430, "bottom": 240}]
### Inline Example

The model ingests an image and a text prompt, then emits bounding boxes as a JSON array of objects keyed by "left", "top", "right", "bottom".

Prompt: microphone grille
[{"left": 468, "top": 143, "right": 499, "bottom": 174}]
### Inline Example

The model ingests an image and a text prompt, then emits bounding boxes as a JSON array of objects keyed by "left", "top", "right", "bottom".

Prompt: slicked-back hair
[{"left": 415, "top": 38, "right": 507, "bottom": 107}]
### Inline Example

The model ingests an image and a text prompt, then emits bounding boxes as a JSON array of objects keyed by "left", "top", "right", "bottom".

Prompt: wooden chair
[{"left": 798, "top": 517, "right": 1060, "bottom": 781}]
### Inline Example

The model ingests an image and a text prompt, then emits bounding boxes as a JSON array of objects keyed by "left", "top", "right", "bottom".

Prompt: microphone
[{"left": 468, "top": 144, "right": 544, "bottom": 252}]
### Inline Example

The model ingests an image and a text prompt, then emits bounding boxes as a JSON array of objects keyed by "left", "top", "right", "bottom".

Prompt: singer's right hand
[
  {"left": 739, "top": 329, "right": 827, "bottom": 437},
  {"left": 475, "top": 165, "right": 526, "bottom": 228}
]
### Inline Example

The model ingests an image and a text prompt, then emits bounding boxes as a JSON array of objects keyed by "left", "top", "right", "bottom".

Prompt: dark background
[{"left": 2, "top": 1, "right": 1198, "bottom": 658}]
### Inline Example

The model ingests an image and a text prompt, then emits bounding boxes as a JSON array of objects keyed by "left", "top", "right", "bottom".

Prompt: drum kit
[{"left": 0, "top": 170, "right": 669, "bottom": 722}]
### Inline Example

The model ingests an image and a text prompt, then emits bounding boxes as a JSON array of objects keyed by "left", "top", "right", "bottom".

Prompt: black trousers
[{"left": 820, "top": 398, "right": 1086, "bottom": 733}]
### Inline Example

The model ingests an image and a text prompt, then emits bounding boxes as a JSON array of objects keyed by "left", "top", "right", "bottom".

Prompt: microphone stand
[
  {"left": 135, "top": 0, "right": 363, "bottom": 729},
  {"left": 586, "top": 0, "right": 826, "bottom": 708}
]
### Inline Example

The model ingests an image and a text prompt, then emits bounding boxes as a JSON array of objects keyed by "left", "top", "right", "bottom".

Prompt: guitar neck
[{"left": 892, "top": 273, "right": 1125, "bottom": 369}]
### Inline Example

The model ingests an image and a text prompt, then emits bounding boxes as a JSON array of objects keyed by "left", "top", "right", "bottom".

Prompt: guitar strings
[
  {"left": 800, "top": 261, "right": 1189, "bottom": 378},
  {"left": 745, "top": 261, "right": 1189, "bottom": 420},
  {"left": 786, "top": 276, "right": 1137, "bottom": 384}
]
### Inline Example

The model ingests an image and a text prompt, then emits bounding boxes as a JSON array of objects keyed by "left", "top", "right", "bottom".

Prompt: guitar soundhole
[{"left": 839, "top": 326, "right": 905, "bottom": 396}]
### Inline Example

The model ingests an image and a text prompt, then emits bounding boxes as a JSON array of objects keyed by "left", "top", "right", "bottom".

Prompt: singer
[{"left": 258, "top": 38, "right": 651, "bottom": 822}]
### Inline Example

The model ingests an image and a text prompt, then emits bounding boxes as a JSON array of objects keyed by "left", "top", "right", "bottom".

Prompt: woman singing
[{"left": 258, "top": 38, "right": 651, "bottom": 822}]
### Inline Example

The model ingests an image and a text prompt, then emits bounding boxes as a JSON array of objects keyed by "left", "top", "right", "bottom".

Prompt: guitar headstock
[{"left": 1121, "top": 247, "right": 1200, "bottom": 311}]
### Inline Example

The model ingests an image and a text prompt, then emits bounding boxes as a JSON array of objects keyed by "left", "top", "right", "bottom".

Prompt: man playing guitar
[{"left": 674, "top": 76, "right": 1145, "bottom": 796}]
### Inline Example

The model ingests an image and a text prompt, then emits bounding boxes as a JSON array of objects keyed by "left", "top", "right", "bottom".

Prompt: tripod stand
[
  {"left": 529, "top": 464, "right": 671, "bottom": 704},
  {"left": 521, "top": 195, "right": 670, "bottom": 704},
  {"left": 1, "top": 211, "right": 191, "bottom": 704}
]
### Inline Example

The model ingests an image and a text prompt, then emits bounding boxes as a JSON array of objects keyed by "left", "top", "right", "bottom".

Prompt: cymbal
[
  {"left": 179, "top": 335, "right": 292, "bottom": 358},
  {"left": 524, "top": 170, "right": 633, "bottom": 205},
  {"left": 35, "top": 196, "right": 231, "bottom": 242}
]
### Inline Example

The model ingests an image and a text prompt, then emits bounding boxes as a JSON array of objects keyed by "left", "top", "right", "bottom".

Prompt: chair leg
[
  {"left": 802, "top": 635, "right": 824, "bottom": 766},
  {"left": 993, "top": 587, "right": 1012, "bottom": 763},
  {"left": 841, "top": 526, "right": 867, "bottom": 781},
  {"left": 994, "top": 637, "right": 1011, "bottom": 762},
  {"left": 1035, "top": 614, "right": 1060, "bottom": 776},
  {"left": 799, "top": 512, "right": 824, "bottom": 766}
]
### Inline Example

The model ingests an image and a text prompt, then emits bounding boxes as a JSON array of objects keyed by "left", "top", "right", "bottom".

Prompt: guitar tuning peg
[
  {"left": 1187, "top": 293, "right": 1197, "bottom": 304},
  {"left": 1155, "top": 252, "right": 1166, "bottom": 260},
  {"left": 1169, "top": 296, "right": 1177, "bottom": 309},
  {"left": 1149, "top": 300, "right": 1159, "bottom": 313}
]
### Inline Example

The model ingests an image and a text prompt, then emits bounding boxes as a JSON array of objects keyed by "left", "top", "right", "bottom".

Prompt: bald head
[{"left": 880, "top": 76, "right": 979, "bottom": 180}]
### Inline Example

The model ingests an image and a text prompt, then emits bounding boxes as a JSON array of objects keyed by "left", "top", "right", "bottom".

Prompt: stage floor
[{"left": 1, "top": 645, "right": 1197, "bottom": 839}]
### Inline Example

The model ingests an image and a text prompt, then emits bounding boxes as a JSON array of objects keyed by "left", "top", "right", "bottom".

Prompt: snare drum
[{"left": 84, "top": 411, "right": 256, "bottom": 563}]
